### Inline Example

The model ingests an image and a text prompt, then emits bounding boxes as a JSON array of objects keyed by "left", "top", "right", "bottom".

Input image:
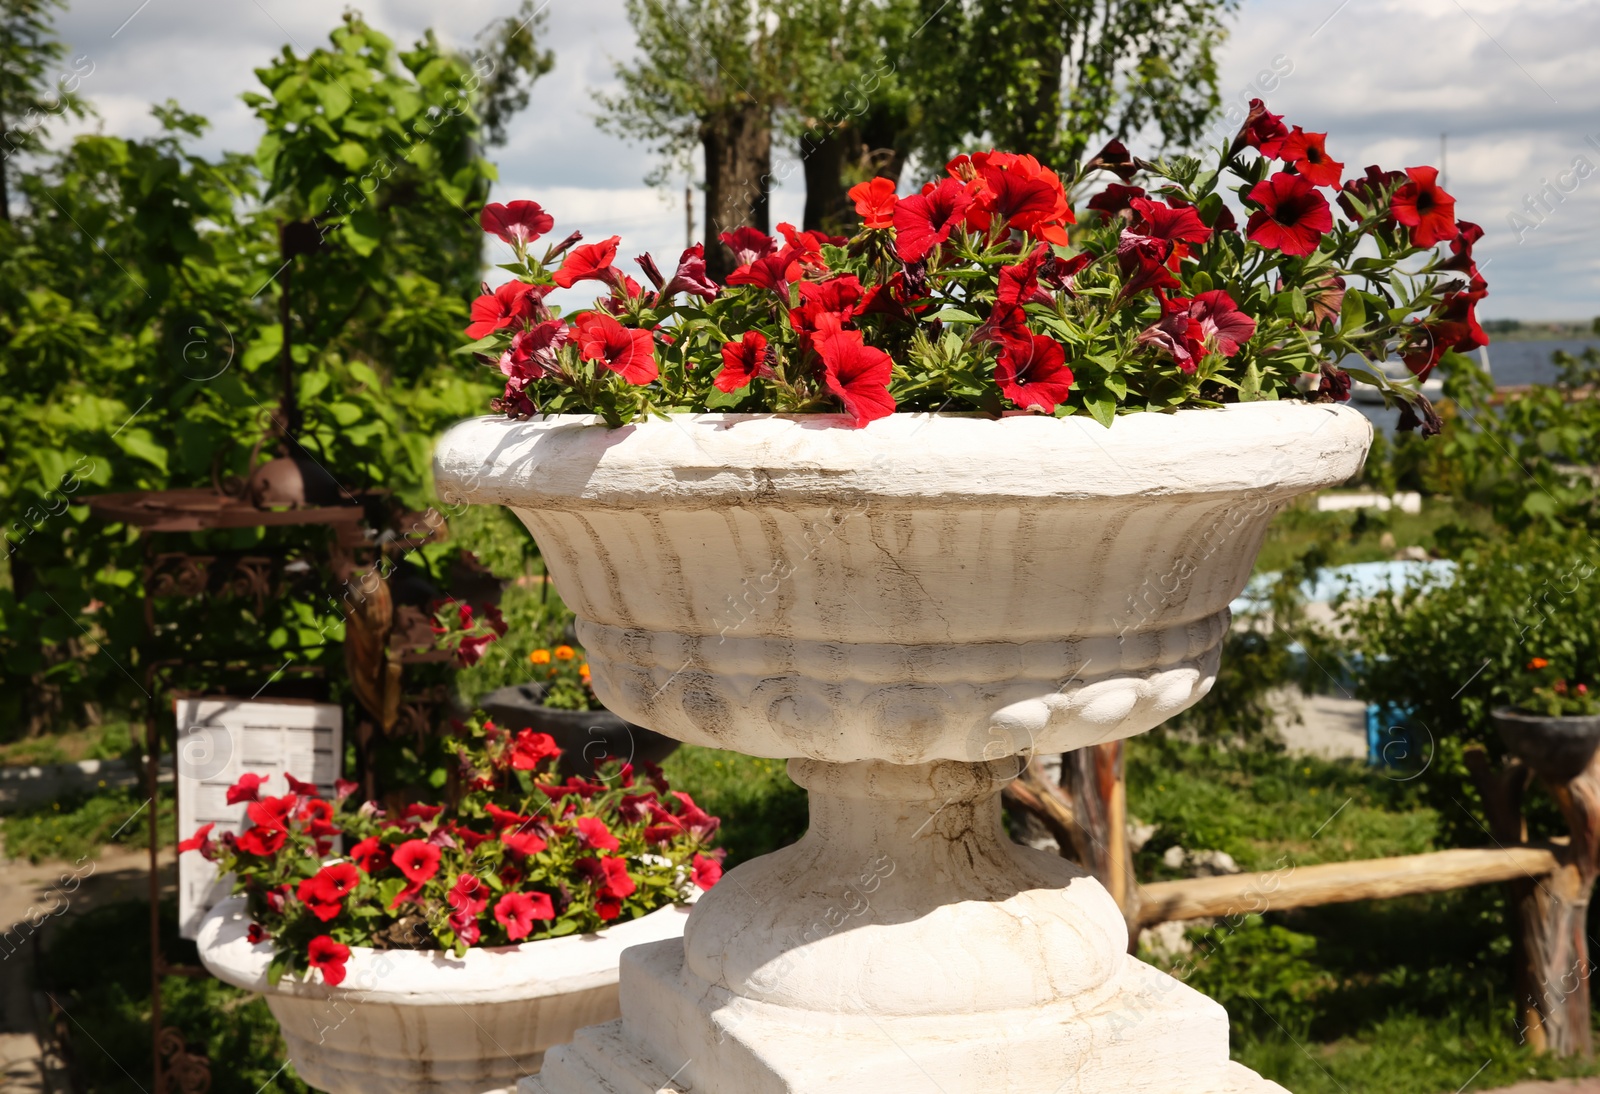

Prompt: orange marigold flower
[
  {"left": 1528, "top": 657, "right": 1549, "bottom": 670},
  {"left": 555, "top": 645, "right": 576, "bottom": 661},
  {"left": 530, "top": 649, "right": 551, "bottom": 665}
]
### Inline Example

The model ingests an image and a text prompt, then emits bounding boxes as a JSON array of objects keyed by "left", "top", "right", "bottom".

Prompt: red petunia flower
[
  {"left": 658, "top": 243, "right": 719, "bottom": 301},
  {"left": 725, "top": 251, "right": 796, "bottom": 292},
  {"left": 283, "top": 774, "right": 318, "bottom": 797},
  {"left": 1443, "top": 220, "right": 1484, "bottom": 274},
  {"left": 849, "top": 177, "right": 898, "bottom": 229},
  {"left": 481, "top": 201, "right": 554, "bottom": 248},
  {"left": 814, "top": 328, "right": 896, "bottom": 427},
  {"left": 466, "top": 280, "right": 542, "bottom": 340},
  {"left": 1278, "top": 128, "right": 1343, "bottom": 189},
  {"left": 448, "top": 873, "right": 491, "bottom": 917},
  {"left": 349, "top": 836, "right": 388, "bottom": 874},
  {"left": 1137, "top": 305, "right": 1207, "bottom": 374},
  {"left": 574, "top": 312, "right": 658, "bottom": 385},
  {"left": 1245, "top": 172, "right": 1333, "bottom": 257},
  {"left": 1116, "top": 230, "right": 1180, "bottom": 298},
  {"left": 1337, "top": 164, "right": 1406, "bottom": 222},
  {"left": 510, "top": 729, "right": 561, "bottom": 771},
  {"left": 247, "top": 923, "right": 267, "bottom": 945},
  {"left": 500, "top": 320, "right": 572, "bottom": 387},
  {"left": 670, "top": 791, "right": 720, "bottom": 841},
  {"left": 502, "top": 827, "right": 548, "bottom": 857},
  {"left": 790, "top": 274, "right": 864, "bottom": 349},
  {"left": 495, "top": 890, "right": 555, "bottom": 941},
  {"left": 996, "top": 244, "right": 1052, "bottom": 308},
  {"left": 392, "top": 839, "right": 441, "bottom": 884},
  {"left": 1390, "top": 166, "right": 1459, "bottom": 248},
  {"left": 575, "top": 816, "right": 621, "bottom": 852},
  {"left": 1402, "top": 273, "right": 1488, "bottom": 380},
  {"left": 716, "top": 330, "right": 773, "bottom": 393},
  {"left": 1084, "top": 138, "right": 1141, "bottom": 182},
  {"left": 968, "top": 151, "right": 1074, "bottom": 243},
  {"left": 1184, "top": 291, "right": 1257, "bottom": 357},
  {"left": 1232, "top": 98, "right": 1289, "bottom": 158},
  {"left": 297, "top": 863, "right": 360, "bottom": 922},
  {"left": 553, "top": 235, "right": 622, "bottom": 289},
  {"left": 893, "top": 177, "right": 975, "bottom": 263},
  {"left": 718, "top": 226, "right": 776, "bottom": 268},
  {"left": 235, "top": 824, "right": 286, "bottom": 857},
  {"left": 225, "top": 773, "right": 266, "bottom": 805},
  {"left": 449, "top": 907, "right": 481, "bottom": 947},
  {"left": 691, "top": 853, "right": 723, "bottom": 890},
  {"left": 1086, "top": 183, "right": 1145, "bottom": 218},
  {"left": 1129, "top": 197, "right": 1213, "bottom": 246},
  {"left": 177, "top": 822, "right": 216, "bottom": 860},
  {"left": 995, "top": 332, "right": 1075, "bottom": 413},
  {"left": 307, "top": 935, "right": 351, "bottom": 986}
]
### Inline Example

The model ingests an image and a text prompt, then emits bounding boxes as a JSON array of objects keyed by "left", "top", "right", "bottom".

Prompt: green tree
[
  {"left": 0, "top": 0, "right": 89, "bottom": 221},
  {"left": 909, "top": 0, "right": 1239, "bottom": 169}
]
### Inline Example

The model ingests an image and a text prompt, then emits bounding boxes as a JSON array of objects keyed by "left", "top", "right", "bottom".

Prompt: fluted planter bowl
[
  {"left": 196, "top": 894, "right": 692, "bottom": 1094},
  {"left": 434, "top": 404, "right": 1371, "bottom": 1094},
  {"left": 1492, "top": 706, "right": 1600, "bottom": 783}
]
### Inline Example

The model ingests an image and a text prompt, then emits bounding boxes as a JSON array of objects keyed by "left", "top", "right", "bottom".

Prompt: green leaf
[
  {"left": 930, "top": 308, "right": 982, "bottom": 324},
  {"left": 115, "top": 429, "right": 168, "bottom": 473},
  {"left": 1084, "top": 393, "right": 1116, "bottom": 428},
  {"left": 1339, "top": 290, "right": 1367, "bottom": 334}
]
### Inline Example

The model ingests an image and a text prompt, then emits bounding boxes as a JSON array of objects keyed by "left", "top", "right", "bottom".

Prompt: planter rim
[
  {"left": 196, "top": 893, "right": 693, "bottom": 1005},
  {"left": 434, "top": 402, "right": 1372, "bottom": 510},
  {"left": 1491, "top": 706, "right": 1600, "bottom": 725}
]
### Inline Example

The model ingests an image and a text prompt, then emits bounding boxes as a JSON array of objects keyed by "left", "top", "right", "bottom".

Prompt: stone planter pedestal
[{"left": 434, "top": 404, "right": 1371, "bottom": 1093}]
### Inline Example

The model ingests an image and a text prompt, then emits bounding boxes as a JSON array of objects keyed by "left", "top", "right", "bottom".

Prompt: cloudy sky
[{"left": 43, "top": 0, "right": 1600, "bottom": 319}]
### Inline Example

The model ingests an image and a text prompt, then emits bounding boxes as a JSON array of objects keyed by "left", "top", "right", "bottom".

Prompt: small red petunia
[
  {"left": 1390, "top": 166, "right": 1459, "bottom": 248},
  {"left": 575, "top": 816, "right": 621, "bottom": 852},
  {"left": 848, "top": 177, "right": 898, "bottom": 230},
  {"left": 177, "top": 822, "right": 215, "bottom": 858},
  {"left": 392, "top": 839, "right": 442, "bottom": 885},
  {"left": 284, "top": 774, "right": 319, "bottom": 796},
  {"left": 995, "top": 333, "right": 1075, "bottom": 413},
  {"left": 814, "top": 328, "right": 896, "bottom": 427},
  {"left": 1232, "top": 98, "right": 1289, "bottom": 158},
  {"left": 691, "top": 853, "right": 723, "bottom": 890},
  {"left": 349, "top": 836, "right": 388, "bottom": 874},
  {"left": 502, "top": 827, "right": 548, "bottom": 857},
  {"left": 1245, "top": 172, "right": 1333, "bottom": 257},
  {"left": 510, "top": 729, "right": 561, "bottom": 771},
  {"left": 481, "top": 200, "right": 554, "bottom": 248},
  {"left": 893, "top": 177, "right": 975, "bottom": 263},
  {"left": 1184, "top": 291, "right": 1257, "bottom": 358},
  {"left": 466, "top": 279, "right": 542, "bottom": 340},
  {"left": 1278, "top": 127, "right": 1343, "bottom": 189},
  {"left": 494, "top": 890, "right": 555, "bottom": 941},
  {"left": 553, "top": 235, "right": 622, "bottom": 289},
  {"left": 573, "top": 312, "right": 659, "bottom": 385},
  {"left": 225, "top": 773, "right": 266, "bottom": 805},
  {"left": 716, "top": 330, "right": 773, "bottom": 393},
  {"left": 307, "top": 935, "right": 350, "bottom": 987},
  {"left": 235, "top": 824, "right": 286, "bottom": 857}
]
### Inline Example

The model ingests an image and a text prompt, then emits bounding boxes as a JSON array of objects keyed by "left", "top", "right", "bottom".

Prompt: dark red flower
[
  {"left": 333, "top": 778, "right": 358, "bottom": 802},
  {"left": 1137, "top": 298, "right": 1208, "bottom": 374},
  {"left": 1040, "top": 252, "right": 1093, "bottom": 295},
  {"left": 1086, "top": 183, "right": 1145, "bottom": 218},
  {"left": 658, "top": 243, "right": 719, "bottom": 301},
  {"left": 1085, "top": 138, "right": 1141, "bottom": 182},
  {"left": 499, "top": 319, "right": 571, "bottom": 387},
  {"left": 404, "top": 803, "right": 444, "bottom": 823},
  {"left": 246, "top": 923, "right": 267, "bottom": 945},
  {"left": 448, "top": 873, "right": 491, "bottom": 917},
  {"left": 236, "top": 824, "right": 285, "bottom": 856},
  {"left": 1279, "top": 128, "right": 1343, "bottom": 188},
  {"left": 1396, "top": 393, "right": 1443, "bottom": 436},
  {"left": 448, "top": 907, "right": 481, "bottom": 946},
  {"left": 1245, "top": 172, "right": 1333, "bottom": 257},
  {"left": 1116, "top": 230, "right": 1179, "bottom": 298},
  {"left": 553, "top": 235, "right": 622, "bottom": 289},
  {"left": 495, "top": 890, "right": 554, "bottom": 941},
  {"left": 670, "top": 791, "right": 720, "bottom": 841},
  {"left": 307, "top": 935, "right": 350, "bottom": 986},
  {"left": 1443, "top": 220, "right": 1484, "bottom": 274},
  {"left": 1129, "top": 197, "right": 1213, "bottom": 246},
  {"left": 1184, "top": 291, "right": 1257, "bottom": 357},
  {"left": 481, "top": 201, "right": 554, "bottom": 248},
  {"left": 1390, "top": 166, "right": 1459, "bottom": 247},
  {"left": 971, "top": 152, "right": 1074, "bottom": 242},
  {"left": 225, "top": 773, "right": 266, "bottom": 805},
  {"left": 1318, "top": 362, "right": 1352, "bottom": 403},
  {"left": 501, "top": 827, "right": 548, "bottom": 857},
  {"left": 466, "top": 280, "right": 543, "bottom": 339},
  {"left": 893, "top": 177, "right": 975, "bottom": 263},
  {"left": 1402, "top": 273, "right": 1488, "bottom": 380},
  {"left": 510, "top": 729, "right": 561, "bottom": 771},
  {"left": 484, "top": 803, "right": 530, "bottom": 830},
  {"left": 297, "top": 863, "right": 360, "bottom": 922},
  {"left": 1232, "top": 98, "right": 1289, "bottom": 158},
  {"left": 245, "top": 792, "right": 294, "bottom": 827},
  {"left": 790, "top": 274, "right": 864, "bottom": 349},
  {"left": 1337, "top": 164, "right": 1406, "bottom": 222},
  {"left": 691, "top": 853, "right": 723, "bottom": 890},
  {"left": 716, "top": 330, "right": 773, "bottom": 393},
  {"left": 392, "top": 839, "right": 441, "bottom": 884},
  {"left": 284, "top": 774, "right": 319, "bottom": 796},
  {"left": 814, "top": 328, "right": 896, "bottom": 427},
  {"left": 849, "top": 177, "right": 898, "bottom": 229},
  {"left": 995, "top": 333, "right": 1075, "bottom": 413},
  {"left": 349, "top": 836, "right": 388, "bottom": 874},
  {"left": 574, "top": 312, "right": 658, "bottom": 384},
  {"left": 719, "top": 226, "right": 776, "bottom": 268}
]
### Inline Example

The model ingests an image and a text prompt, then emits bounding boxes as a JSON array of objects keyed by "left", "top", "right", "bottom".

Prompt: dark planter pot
[
  {"left": 479, "top": 684, "right": 679, "bottom": 778},
  {"left": 1491, "top": 706, "right": 1600, "bottom": 782}
]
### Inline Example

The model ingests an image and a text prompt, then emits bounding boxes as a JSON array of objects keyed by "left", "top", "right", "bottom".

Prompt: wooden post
[
  {"left": 1061, "top": 742, "right": 1140, "bottom": 930},
  {"left": 1467, "top": 744, "right": 1598, "bottom": 1058}
]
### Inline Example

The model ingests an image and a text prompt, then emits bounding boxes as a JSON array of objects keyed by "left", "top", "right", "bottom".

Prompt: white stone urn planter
[
  {"left": 433, "top": 403, "right": 1371, "bottom": 1094},
  {"left": 196, "top": 893, "right": 694, "bottom": 1093}
]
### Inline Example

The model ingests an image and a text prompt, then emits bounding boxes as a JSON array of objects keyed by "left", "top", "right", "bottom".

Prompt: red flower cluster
[{"left": 182, "top": 718, "right": 722, "bottom": 985}]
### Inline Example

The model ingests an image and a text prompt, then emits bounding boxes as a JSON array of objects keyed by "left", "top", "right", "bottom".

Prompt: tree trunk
[
  {"left": 1061, "top": 741, "right": 1139, "bottom": 932},
  {"left": 701, "top": 100, "right": 772, "bottom": 281},
  {"left": 800, "top": 126, "right": 850, "bottom": 236}
]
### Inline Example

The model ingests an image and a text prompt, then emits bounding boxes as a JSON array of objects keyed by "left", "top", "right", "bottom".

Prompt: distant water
[{"left": 1351, "top": 338, "right": 1599, "bottom": 434}]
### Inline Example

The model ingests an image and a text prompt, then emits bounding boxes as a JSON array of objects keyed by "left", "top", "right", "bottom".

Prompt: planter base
[{"left": 525, "top": 942, "right": 1284, "bottom": 1094}]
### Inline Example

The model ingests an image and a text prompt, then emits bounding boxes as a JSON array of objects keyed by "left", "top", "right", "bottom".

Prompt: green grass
[
  {"left": 661, "top": 745, "right": 807, "bottom": 869},
  {"left": 1252, "top": 495, "right": 1496, "bottom": 574},
  {"left": 1, "top": 785, "right": 174, "bottom": 864},
  {"left": 0, "top": 720, "right": 138, "bottom": 766}
]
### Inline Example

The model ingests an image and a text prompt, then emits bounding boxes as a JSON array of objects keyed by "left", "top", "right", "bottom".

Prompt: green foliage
[
  {"left": 41, "top": 899, "right": 310, "bottom": 1094},
  {"left": 1, "top": 785, "right": 174, "bottom": 864},
  {"left": 0, "top": 0, "right": 92, "bottom": 211}
]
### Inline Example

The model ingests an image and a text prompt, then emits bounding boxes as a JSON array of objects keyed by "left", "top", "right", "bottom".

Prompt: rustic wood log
[
  {"left": 1062, "top": 742, "right": 1140, "bottom": 929},
  {"left": 1000, "top": 760, "right": 1080, "bottom": 861},
  {"left": 1135, "top": 845, "right": 1560, "bottom": 928}
]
